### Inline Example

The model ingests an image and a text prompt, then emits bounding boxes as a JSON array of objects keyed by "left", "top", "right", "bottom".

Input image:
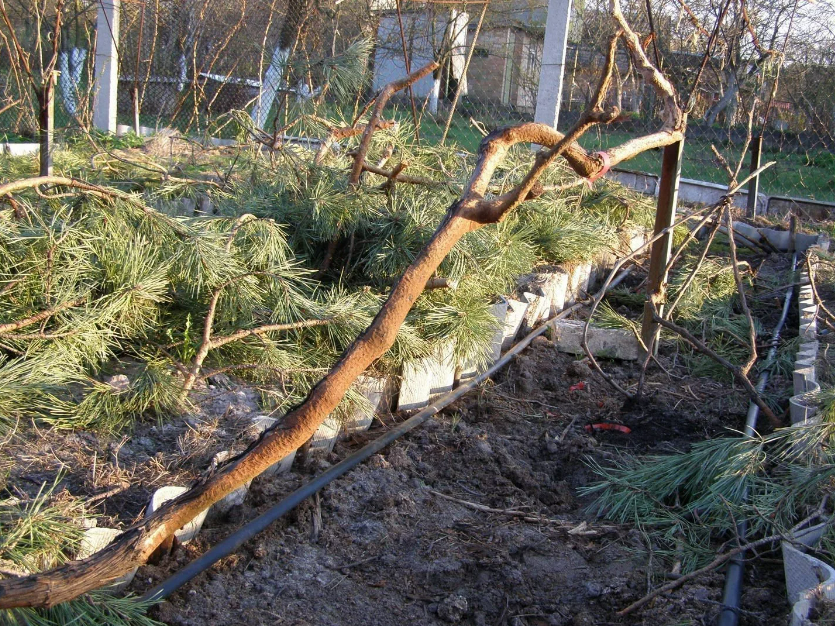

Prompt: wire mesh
[{"left": 0, "top": 0, "right": 832, "bottom": 203}]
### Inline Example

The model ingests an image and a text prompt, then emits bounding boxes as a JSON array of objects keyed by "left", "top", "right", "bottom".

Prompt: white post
[
  {"left": 93, "top": 0, "right": 120, "bottom": 132},
  {"left": 449, "top": 8, "right": 469, "bottom": 96},
  {"left": 533, "top": 0, "right": 572, "bottom": 129}
]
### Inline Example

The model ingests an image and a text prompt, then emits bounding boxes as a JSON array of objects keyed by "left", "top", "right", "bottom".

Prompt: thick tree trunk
[{"left": 705, "top": 71, "right": 739, "bottom": 126}]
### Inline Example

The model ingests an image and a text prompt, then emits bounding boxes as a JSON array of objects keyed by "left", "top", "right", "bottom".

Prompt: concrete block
[
  {"left": 732, "top": 222, "right": 824, "bottom": 254},
  {"left": 566, "top": 263, "right": 592, "bottom": 305},
  {"left": 768, "top": 195, "right": 835, "bottom": 222},
  {"left": 398, "top": 357, "right": 432, "bottom": 411},
  {"left": 429, "top": 341, "right": 456, "bottom": 398},
  {"left": 309, "top": 414, "right": 341, "bottom": 455},
  {"left": 783, "top": 542, "right": 835, "bottom": 607},
  {"left": 627, "top": 228, "right": 646, "bottom": 254},
  {"left": 789, "top": 386, "right": 820, "bottom": 425},
  {"left": 761, "top": 228, "right": 791, "bottom": 251},
  {"left": 343, "top": 375, "right": 392, "bottom": 434},
  {"left": 677, "top": 177, "right": 763, "bottom": 211},
  {"left": 248, "top": 415, "right": 296, "bottom": 476},
  {"left": 605, "top": 168, "right": 657, "bottom": 195},
  {"left": 147, "top": 486, "right": 209, "bottom": 543},
  {"left": 398, "top": 342, "right": 456, "bottom": 411},
  {"left": 793, "top": 366, "right": 817, "bottom": 396},
  {"left": 487, "top": 300, "right": 509, "bottom": 364},
  {"left": 209, "top": 451, "right": 252, "bottom": 513},
  {"left": 522, "top": 291, "right": 550, "bottom": 330},
  {"left": 459, "top": 301, "right": 509, "bottom": 382},
  {"left": 501, "top": 297, "right": 530, "bottom": 350},
  {"left": 518, "top": 271, "right": 569, "bottom": 317},
  {"left": 550, "top": 319, "right": 640, "bottom": 361},
  {"left": 77, "top": 528, "right": 137, "bottom": 591},
  {"left": 800, "top": 318, "right": 818, "bottom": 342}
]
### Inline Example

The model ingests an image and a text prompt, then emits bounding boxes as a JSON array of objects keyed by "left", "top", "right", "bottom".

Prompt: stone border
[
  {"left": 605, "top": 166, "right": 835, "bottom": 220},
  {"left": 784, "top": 249, "right": 831, "bottom": 626}
]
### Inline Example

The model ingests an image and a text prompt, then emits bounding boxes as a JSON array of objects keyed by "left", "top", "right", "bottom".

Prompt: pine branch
[
  {"left": 0, "top": 177, "right": 192, "bottom": 239},
  {"left": 581, "top": 203, "right": 718, "bottom": 399},
  {"left": 347, "top": 62, "right": 438, "bottom": 186},
  {"left": 209, "top": 319, "right": 333, "bottom": 350},
  {"left": 0, "top": 297, "right": 86, "bottom": 335}
]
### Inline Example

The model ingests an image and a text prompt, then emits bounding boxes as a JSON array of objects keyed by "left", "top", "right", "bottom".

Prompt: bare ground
[{"left": 118, "top": 340, "right": 791, "bottom": 626}]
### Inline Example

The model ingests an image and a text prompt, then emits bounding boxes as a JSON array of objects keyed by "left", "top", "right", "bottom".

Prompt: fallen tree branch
[
  {"left": 618, "top": 531, "right": 782, "bottom": 615},
  {"left": 347, "top": 62, "right": 438, "bottom": 186},
  {"left": 806, "top": 254, "right": 835, "bottom": 331},
  {"left": 180, "top": 272, "right": 334, "bottom": 398},
  {"left": 0, "top": 1, "right": 685, "bottom": 608},
  {"left": 427, "top": 489, "right": 616, "bottom": 531},
  {"left": 360, "top": 161, "right": 444, "bottom": 189},
  {"left": 0, "top": 177, "right": 192, "bottom": 239}
]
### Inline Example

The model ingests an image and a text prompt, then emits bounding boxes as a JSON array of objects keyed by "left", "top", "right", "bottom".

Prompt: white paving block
[
  {"left": 459, "top": 301, "right": 510, "bottom": 381},
  {"left": 486, "top": 300, "right": 509, "bottom": 366},
  {"left": 344, "top": 375, "right": 392, "bottom": 434},
  {"left": 501, "top": 297, "right": 530, "bottom": 350},
  {"left": 398, "top": 342, "right": 456, "bottom": 411},
  {"left": 146, "top": 486, "right": 209, "bottom": 543},
  {"left": 309, "top": 414, "right": 341, "bottom": 455},
  {"left": 523, "top": 291, "right": 550, "bottom": 329},
  {"left": 77, "top": 528, "right": 137, "bottom": 591},
  {"left": 429, "top": 341, "right": 456, "bottom": 398},
  {"left": 566, "top": 263, "right": 592, "bottom": 305}
]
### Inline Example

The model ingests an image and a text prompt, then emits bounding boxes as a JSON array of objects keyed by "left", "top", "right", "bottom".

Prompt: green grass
[{"left": 576, "top": 128, "right": 835, "bottom": 202}]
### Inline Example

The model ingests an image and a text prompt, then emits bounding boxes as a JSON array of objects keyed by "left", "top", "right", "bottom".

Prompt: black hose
[{"left": 717, "top": 252, "right": 798, "bottom": 626}]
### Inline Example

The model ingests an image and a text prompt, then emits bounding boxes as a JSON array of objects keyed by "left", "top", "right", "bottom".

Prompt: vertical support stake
[
  {"left": 132, "top": 85, "right": 140, "bottom": 135},
  {"left": 641, "top": 140, "right": 684, "bottom": 354},
  {"left": 746, "top": 134, "right": 762, "bottom": 216},
  {"left": 39, "top": 72, "right": 56, "bottom": 177}
]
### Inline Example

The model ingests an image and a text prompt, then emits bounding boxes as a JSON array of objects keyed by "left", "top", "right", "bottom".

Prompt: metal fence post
[
  {"left": 93, "top": 0, "right": 120, "bottom": 133},
  {"left": 641, "top": 140, "right": 684, "bottom": 353},
  {"left": 746, "top": 134, "right": 763, "bottom": 216}
]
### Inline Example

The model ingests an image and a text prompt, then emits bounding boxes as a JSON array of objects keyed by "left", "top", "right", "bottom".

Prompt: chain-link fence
[{"left": 1, "top": 0, "right": 833, "bottom": 203}]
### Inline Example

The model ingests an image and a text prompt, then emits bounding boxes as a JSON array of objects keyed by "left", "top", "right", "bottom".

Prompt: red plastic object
[
  {"left": 584, "top": 423, "right": 631, "bottom": 434},
  {"left": 569, "top": 382, "right": 586, "bottom": 392}
]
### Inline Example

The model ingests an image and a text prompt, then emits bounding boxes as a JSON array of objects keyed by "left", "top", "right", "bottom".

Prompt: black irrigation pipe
[
  {"left": 718, "top": 251, "right": 799, "bottom": 626},
  {"left": 142, "top": 268, "right": 634, "bottom": 603}
]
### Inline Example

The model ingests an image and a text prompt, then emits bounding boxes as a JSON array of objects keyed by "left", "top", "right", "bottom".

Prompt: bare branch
[{"left": 0, "top": 297, "right": 86, "bottom": 335}]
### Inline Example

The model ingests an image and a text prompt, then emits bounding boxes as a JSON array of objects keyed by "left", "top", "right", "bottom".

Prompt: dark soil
[{"left": 128, "top": 340, "right": 791, "bottom": 626}]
